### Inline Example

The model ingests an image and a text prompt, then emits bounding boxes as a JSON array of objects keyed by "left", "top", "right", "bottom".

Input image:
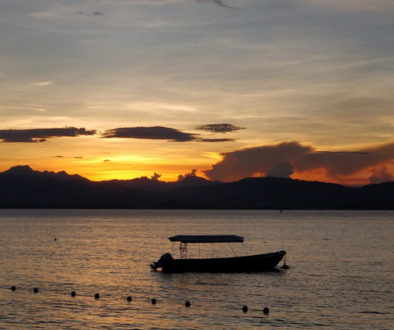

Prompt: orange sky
[{"left": 1, "top": 0, "right": 393, "bottom": 185}]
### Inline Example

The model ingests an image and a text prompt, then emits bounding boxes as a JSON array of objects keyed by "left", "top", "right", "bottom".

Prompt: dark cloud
[
  {"left": 178, "top": 169, "right": 197, "bottom": 181},
  {"left": 199, "top": 138, "right": 235, "bottom": 142},
  {"left": 102, "top": 126, "right": 196, "bottom": 142},
  {"left": 196, "top": 123, "right": 245, "bottom": 133},
  {"left": 205, "top": 141, "right": 394, "bottom": 182},
  {"left": 0, "top": 128, "right": 96, "bottom": 143},
  {"left": 151, "top": 173, "right": 161, "bottom": 181},
  {"left": 76, "top": 11, "right": 104, "bottom": 16},
  {"left": 368, "top": 166, "right": 394, "bottom": 184},
  {"left": 55, "top": 155, "right": 83, "bottom": 159},
  {"left": 196, "top": 0, "right": 234, "bottom": 8},
  {"left": 102, "top": 126, "right": 235, "bottom": 143},
  {"left": 266, "top": 161, "right": 294, "bottom": 178}
]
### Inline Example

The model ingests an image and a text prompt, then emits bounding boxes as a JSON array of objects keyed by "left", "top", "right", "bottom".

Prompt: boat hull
[{"left": 152, "top": 251, "right": 286, "bottom": 273}]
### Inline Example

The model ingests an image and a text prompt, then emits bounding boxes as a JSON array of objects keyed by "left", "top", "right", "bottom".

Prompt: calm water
[{"left": 0, "top": 210, "right": 393, "bottom": 329}]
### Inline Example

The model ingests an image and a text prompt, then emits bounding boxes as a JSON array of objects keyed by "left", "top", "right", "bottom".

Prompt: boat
[{"left": 151, "top": 235, "right": 287, "bottom": 273}]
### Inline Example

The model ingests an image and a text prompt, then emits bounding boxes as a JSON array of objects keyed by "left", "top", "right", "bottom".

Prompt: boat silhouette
[{"left": 151, "top": 235, "right": 287, "bottom": 273}]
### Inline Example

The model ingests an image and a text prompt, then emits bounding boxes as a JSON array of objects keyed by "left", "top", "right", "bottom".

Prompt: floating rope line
[
  {"left": 4, "top": 285, "right": 272, "bottom": 315},
  {"left": 228, "top": 243, "right": 237, "bottom": 257},
  {"left": 241, "top": 243, "right": 249, "bottom": 256}
]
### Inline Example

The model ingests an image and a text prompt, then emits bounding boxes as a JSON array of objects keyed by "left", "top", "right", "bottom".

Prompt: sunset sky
[{"left": 1, "top": 0, "right": 393, "bottom": 185}]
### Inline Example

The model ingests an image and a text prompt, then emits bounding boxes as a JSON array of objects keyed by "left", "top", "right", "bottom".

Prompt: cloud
[
  {"left": 55, "top": 155, "right": 83, "bottom": 159},
  {"left": 205, "top": 141, "right": 394, "bottom": 182},
  {"left": 102, "top": 126, "right": 236, "bottom": 143},
  {"left": 102, "top": 126, "right": 196, "bottom": 142},
  {"left": 151, "top": 173, "right": 161, "bottom": 181},
  {"left": 299, "top": 0, "right": 394, "bottom": 14},
  {"left": 0, "top": 127, "right": 96, "bottom": 143},
  {"left": 199, "top": 138, "right": 235, "bottom": 142},
  {"left": 33, "top": 81, "right": 54, "bottom": 87},
  {"left": 196, "top": 123, "right": 245, "bottom": 133},
  {"left": 76, "top": 11, "right": 104, "bottom": 16},
  {"left": 178, "top": 169, "right": 197, "bottom": 181},
  {"left": 266, "top": 161, "right": 294, "bottom": 178},
  {"left": 368, "top": 166, "right": 394, "bottom": 184},
  {"left": 196, "top": 0, "right": 233, "bottom": 8}
]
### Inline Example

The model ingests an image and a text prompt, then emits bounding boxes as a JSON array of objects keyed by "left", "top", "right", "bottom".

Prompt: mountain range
[{"left": 0, "top": 165, "right": 393, "bottom": 209}]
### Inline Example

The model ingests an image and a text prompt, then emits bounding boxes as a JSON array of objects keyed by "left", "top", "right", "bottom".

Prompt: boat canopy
[{"left": 169, "top": 235, "right": 244, "bottom": 243}]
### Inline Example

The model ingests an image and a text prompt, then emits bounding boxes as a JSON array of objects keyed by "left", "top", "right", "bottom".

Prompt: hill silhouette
[{"left": 0, "top": 166, "right": 393, "bottom": 209}]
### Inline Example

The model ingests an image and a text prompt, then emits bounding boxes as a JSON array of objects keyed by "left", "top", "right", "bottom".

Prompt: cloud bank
[
  {"left": 102, "top": 126, "right": 196, "bottom": 142},
  {"left": 102, "top": 126, "right": 235, "bottom": 142},
  {"left": 205, "top": 141, "right": 394, "bottom": 183},
  {"left": 0, "top": 128, "right": 96, "bottom": 143}
]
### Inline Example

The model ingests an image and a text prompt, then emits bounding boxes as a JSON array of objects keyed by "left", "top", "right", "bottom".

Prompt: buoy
[
  {"left": 33, "top": 288, "right": 39, "bottom": 293},
  {"left": 94, "top": 293, "right": 100, "bottom": 299},
  {"left": 263, "top": 307, "right": 269, "bottom": 315},
  {"left": 71, "top": 291, "right": 76, "bottom": 297},
  {"left": 127, "top": 296, "right": 132, "bottom": 302},
  {"left": 242, "top": 305, "right": 248, "bottom": 313},
  {"left": 185, "top": 300, "right": 191, "bottom": 307},
  {"left": 151, "top": 298, "right": 157, "bottom": 304},
  {"left": 11, "top": 286, "right": 16, "bottom": 291}
]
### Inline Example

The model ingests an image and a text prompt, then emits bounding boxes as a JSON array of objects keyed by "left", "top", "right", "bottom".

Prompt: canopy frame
[
  {"left": 169, "top": 235, "right": 244, "bottom": 244},
  {"left": 169, "top": 235, "right": 245, "bottom": 259}
]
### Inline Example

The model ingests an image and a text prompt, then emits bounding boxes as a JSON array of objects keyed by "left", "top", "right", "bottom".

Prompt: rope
[
  {"left": 241, "top": 243, "right": 249, "bottom": 256},
  {"left": 228, "top": 243, "right": 236, "bottom": 257}
]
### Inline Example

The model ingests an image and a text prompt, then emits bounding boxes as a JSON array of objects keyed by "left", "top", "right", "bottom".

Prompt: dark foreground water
[{"left": 0, "top": 210, "right": 393, "bottom": 329}]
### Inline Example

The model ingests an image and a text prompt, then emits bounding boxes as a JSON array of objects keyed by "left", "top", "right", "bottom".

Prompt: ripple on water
[{"left": 0, "top": 210, "right": 393, "bottom": 328}]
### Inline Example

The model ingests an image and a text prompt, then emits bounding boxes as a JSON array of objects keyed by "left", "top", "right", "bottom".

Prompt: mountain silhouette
[{"left": 0, "top": 166, "right": 393, "bottom": 209}]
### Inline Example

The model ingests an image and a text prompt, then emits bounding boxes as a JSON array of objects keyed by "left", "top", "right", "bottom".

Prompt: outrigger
[{"left": 151, "top": 235, "right": 287, "bottom": 273}]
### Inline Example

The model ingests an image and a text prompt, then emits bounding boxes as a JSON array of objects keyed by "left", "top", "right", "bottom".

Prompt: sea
[{"left": 0, "top": 209, "right": 393, "bottom": 329}]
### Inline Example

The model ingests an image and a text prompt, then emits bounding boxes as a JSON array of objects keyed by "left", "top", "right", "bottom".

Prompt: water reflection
[{"left": 0, "top": 210, "right": 393, "bottom": 328}]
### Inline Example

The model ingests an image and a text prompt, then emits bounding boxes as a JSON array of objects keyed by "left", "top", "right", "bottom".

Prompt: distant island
[{"left": 0, "top": 165, "right": 393, "bottom": 209}]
